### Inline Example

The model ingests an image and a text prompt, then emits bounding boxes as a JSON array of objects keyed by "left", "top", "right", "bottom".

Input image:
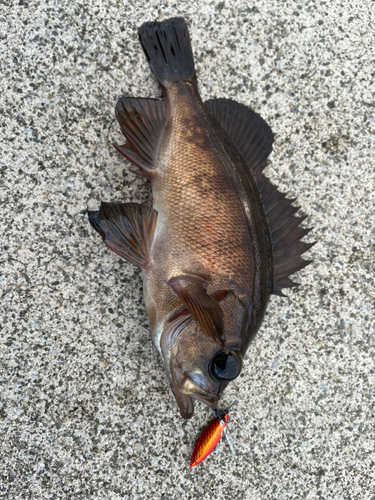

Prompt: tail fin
[{"left": 138, "top": 17, "right": 195, "bottom": 87}]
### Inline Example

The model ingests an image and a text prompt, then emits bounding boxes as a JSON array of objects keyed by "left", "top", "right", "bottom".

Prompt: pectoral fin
[
  {"left": 88, "top": 202, "right": 157, "bottom": 269},
  {"left": 168, "top": 275, "right": 226, "bottom": 350}
]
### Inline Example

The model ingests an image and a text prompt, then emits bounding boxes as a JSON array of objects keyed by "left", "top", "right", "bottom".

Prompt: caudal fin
[{"left": 138, "top": 17, "right": 195, "bottom": 87}]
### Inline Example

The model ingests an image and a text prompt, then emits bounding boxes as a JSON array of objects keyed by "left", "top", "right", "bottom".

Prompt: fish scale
[{"left": 153, "top": 83, "right": 254, "bottom": 287}]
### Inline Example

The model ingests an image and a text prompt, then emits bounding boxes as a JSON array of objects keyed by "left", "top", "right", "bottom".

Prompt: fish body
[
  {"left": 148, "top": 80, "right": 269, "bottom": 347},
  {"left": 89, "top": 18, "right": 314, "bottom": 419}
]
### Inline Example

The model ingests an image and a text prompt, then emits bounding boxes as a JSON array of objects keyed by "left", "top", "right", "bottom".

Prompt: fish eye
[{"left": 209, "top": 350, "right": 242, "bottom": 381}]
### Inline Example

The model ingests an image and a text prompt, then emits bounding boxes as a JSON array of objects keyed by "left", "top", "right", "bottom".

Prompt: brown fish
[{"left": 88, "top": 18, "right": 314, "bottom": 419}]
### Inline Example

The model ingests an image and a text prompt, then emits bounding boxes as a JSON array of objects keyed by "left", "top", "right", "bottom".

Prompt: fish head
[{"left": 160, "top": 294, "right": 246, "bottom": 419}]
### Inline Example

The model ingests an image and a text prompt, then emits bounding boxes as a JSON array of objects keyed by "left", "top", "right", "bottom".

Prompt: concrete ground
[{"left": 1, "top": 0, "right": 374, "bottom": 499}]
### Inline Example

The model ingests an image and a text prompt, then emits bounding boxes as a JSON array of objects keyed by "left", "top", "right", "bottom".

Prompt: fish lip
[
  {"left": 193, "top": 393, "right": 219, "bottom": 409},
  {"left": 179, "top": 374, "right": 220, "bottom": 409},
  {"left": 179, "top": 387, "right": 218, "bottom": 408},
  {"left": 171, "top": 387, "right": 195, "bottom": 419}
]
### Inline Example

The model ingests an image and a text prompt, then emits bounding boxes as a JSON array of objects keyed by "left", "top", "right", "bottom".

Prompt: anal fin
[
  {"left": 168, "top": 275, "right": 227, "bottom": 350},
  {"left": 88, "top": 202, "right": 157, "bottom": 269},
  {"left": 114, "top": 98, "right": 166, "bottom": 178}
]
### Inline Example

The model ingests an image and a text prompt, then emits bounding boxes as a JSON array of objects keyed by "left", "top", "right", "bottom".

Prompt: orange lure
[{"left": 190, "top": 413, "right": 229, "bottom": 468}]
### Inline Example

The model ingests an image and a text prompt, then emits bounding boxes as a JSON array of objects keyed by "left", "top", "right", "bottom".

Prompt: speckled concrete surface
[{"left": 1, "top": 1, "right": 374, "bottom": 499}]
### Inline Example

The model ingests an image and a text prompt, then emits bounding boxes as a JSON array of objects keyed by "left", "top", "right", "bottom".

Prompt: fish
[
  {"left": 88, "top": 17, "right": 314, "bottom": 419},
  {"left": 190, "top": 413, "right": 229, "bottom": 469}
]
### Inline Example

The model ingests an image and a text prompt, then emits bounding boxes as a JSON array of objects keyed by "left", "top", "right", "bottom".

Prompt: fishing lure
[{"left": 190, "top": 412, "right": 229, "bottom": 468}]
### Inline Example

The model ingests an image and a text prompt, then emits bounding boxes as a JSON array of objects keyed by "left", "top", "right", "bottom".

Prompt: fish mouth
[
  {"left": 175, "top": 390, "right": 218, "bottom": 419},
  {"left": 172, "top": 376, "right": 220, "bottom": 418},
  {"left": 192, "top": 392, "right": 219, "bottom": 409},
  {"left": 179, "top": 379, "right": 219, "bottom": 410}
]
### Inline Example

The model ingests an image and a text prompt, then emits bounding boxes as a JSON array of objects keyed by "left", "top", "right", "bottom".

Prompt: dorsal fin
[
  {"left": 114, "top": 98, "right": 166, "bottom": 178},
  {"left": 168, "top": 275, "right": 227, "bottom": 351},
  {"left": 88, "top": 202, "right": 158, "bottom": 269},
  {"left": 206, "top": 98, "right": 314, "bottom": 296}
]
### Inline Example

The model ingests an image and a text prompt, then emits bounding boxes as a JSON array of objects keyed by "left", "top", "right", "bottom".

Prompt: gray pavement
[{"left": 1, "top": 1, "right": 374, "bottom": 499}]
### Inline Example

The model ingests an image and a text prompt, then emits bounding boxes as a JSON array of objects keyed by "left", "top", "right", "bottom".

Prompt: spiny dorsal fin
[
  {"left": 114, "top": 98, "right": 166, "bottom": 178},
  {"left": 168, "top": 275, "right": 227, "bottom": 350},
  {"left": 206, "top": 98, "right": 314, "bottom": 296},
  {"left": 88, "top": 202, "right": 157, "bottom": 269}
]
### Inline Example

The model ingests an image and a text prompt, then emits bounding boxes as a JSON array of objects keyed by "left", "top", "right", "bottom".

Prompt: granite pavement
[{"left": 1, "top": 0, "right": 374, "bottom": 498}]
